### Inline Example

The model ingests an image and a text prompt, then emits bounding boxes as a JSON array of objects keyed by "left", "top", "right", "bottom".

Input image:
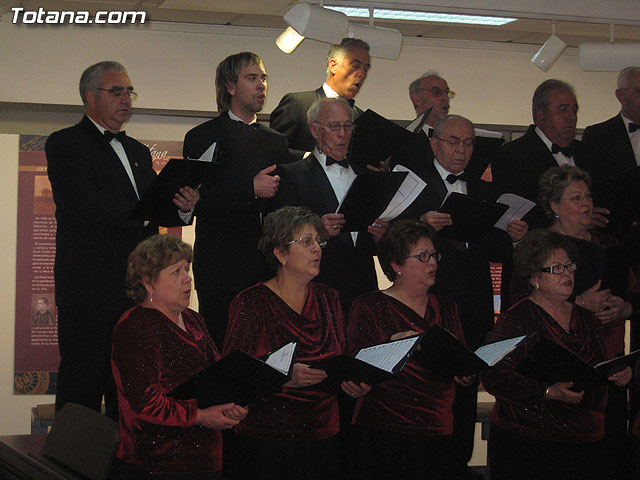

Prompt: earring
[
  {"left": 149, "top": 291, "right": 154, "bottom": 302},
  {"left": 534, "top": 282, "right": 539, "bottom": 290},
  {"left": 396, "top": 271, "right": 402, "bottom": 277}
]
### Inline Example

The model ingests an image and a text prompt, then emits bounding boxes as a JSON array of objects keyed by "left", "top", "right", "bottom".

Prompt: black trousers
[
  {"left": 196, "top": 289, "right": 236, "bottom": 349},
  {"left": 55, "top": 305, "right": 122, "bottom": 421}
]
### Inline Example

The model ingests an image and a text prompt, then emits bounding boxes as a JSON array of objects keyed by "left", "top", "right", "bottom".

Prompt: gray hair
[
  {"left": 433, "top": 114, "right": 475, "bottom": 139},
  {"left": 531, "top": 79, "right": 576, "bottom": 120},
  {"left": 326, "top": 37, "right": 370, "bottom": 75},
  {"left": 408, "top": 70, "right": 445, "bottom": 96},
  {"left": 617, "top": 66, "right": 640, "bottom": 89},
  {"left": 79, "top": 61, "right": 126, "bottom": 106},
  {"left": 307, "top": 97, "right": 354, "bottom": 127}
]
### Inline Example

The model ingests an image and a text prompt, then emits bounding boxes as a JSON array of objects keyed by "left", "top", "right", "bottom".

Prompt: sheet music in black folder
[
  {"left": 312, "top": 334, "right": 423, "bottom": 393},
  {"left": 437, "top": 192, "right": 509, "bottom": 242},
  {"left": 168, "top": 342, "right": 296, "bottom": 407}
]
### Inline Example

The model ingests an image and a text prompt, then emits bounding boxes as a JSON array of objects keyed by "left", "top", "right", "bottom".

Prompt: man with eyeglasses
[
  {"left": 270, "top": 38, "right": 371, "bottom": 160},
  {"left": 582, "top": 66, "right": 640, "bottom": 240},
  {"left": 402, "top": 114, "right": 525, "bottom": 480},
  {"left": 45, "top": 61, "right": 199, "bottom": 420}
]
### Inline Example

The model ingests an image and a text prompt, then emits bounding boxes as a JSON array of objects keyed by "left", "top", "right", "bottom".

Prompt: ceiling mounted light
[
  {"left": 578, "top": 25, "right": 640, "bottom": 71},
  {"left": 531, "top": 21, "right": 567, "bottom": 72},
  {"left": 276, "top": 26, "right": 305, "bottom": 54},
  {"left": 284, "top": 2, "right": 349, "bottom": 44}
]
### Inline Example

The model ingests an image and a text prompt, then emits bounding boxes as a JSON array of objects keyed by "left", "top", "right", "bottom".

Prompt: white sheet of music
[
  {"left": 377, "top": 165, "right": 427, "bottom": 221},
  {"left": 494, "top": 193, "right": 536, "bottom": 231},
  {"left": 265, "top": 341, "right": 297, "bottom": 375},
  {"left": 193, "top": 141, "right": 216, "bottom": 162},
  {"left": 475, "top": 336, "right": 525, "bottom": 366},
  {"left": 355, "top": 336, "right": 421, "bottom": 373}
]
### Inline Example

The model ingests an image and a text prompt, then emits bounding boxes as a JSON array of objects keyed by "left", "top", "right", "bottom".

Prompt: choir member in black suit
[
  {"left": 270, "top": 38, "right": 370, "bottom": 159},
  {"left": 582, "top": 66, "right": 640, "bottom": 239},
  {"left": 347, "top": 220, "right": 472, "bottom": 480},
  {"left": 223, "top": 206, "right": 369, "bottom": 480},
  {"left": 270, "top": 97, "right": 386, "bottom": 318},
  {"left": 182, "top": 52, "right": 288, "bottom": 348},
  {"left": 483, "top": 230, "right": 632, "bottom": 480},
  {"left": 46, "top": 61, "right": 199, "bottom": 419},
  {"left": 400, "top": 114, "right": 526, "bottom": 480}
]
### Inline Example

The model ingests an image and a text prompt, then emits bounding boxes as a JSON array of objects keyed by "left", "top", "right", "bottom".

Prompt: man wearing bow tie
[
  {"left": 492, "top": 79, "right": 592, "bottom": 208},
  {"left": 270, "top": 97, "right": 383, "bottom": 317},
  {"left": 582, "top": 66, "right": 640, "bottom": 240},
  {"left": 402, "top": 114, "right": 525, "bottom": 480},
  {"left": 46, "top": 61, "right": 199, "bottom": 419},
  {"left": 270, "top": 38, "right": 371, "bottom": 161}
]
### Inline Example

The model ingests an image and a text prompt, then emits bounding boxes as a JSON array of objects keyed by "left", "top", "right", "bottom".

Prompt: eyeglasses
[
  {"left": 620, "top": 88, "right": 640, "bottom": 96},
  {"left": 97, "top": 87, "right": 139, "bottom": 101},
  {"left": 434, "top": 136, "right": 474, "bottom": 148},
  {"left": 561, "top": 192, "right": 594, "bottom": 204},
  {"left": 281, "top": 234, "right": 327, "bottom": 249},
  {"left": 315, "top": 121, "right": 355, "bottom": 132},
  {"left": 539, "top": 262, "right": 577, "bottom": 274},
  {"left": 406, "top": 250, "right": 441, "bottom": 263},
  {"left": 415, "top": 87, "right": 456, "bottom": 99}
]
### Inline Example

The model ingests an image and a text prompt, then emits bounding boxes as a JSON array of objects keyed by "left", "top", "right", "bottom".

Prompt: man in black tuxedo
[
  {"left": 270, "top": 38, "right": 370, "bottom": 159},
  {"left": 182, "top": 52, "right": 288, "bottom": 348},
  {"left": 402, "top": 114, "right": 525, "bottom": 480},
  {"left": 582, "top": 66, "right": 640, "bottom": 239},
  {"left": 270, "top": 97, "right": 385, "bottom": 317},
  {"left": 46, "top": 61, "right": 198, "bottom": 419},
  {"left": 492, "top": 79, "right": 592, "bottom": 205}
]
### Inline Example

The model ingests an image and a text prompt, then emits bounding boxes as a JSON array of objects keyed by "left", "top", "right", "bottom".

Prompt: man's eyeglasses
[
  {"left": 561, "top": 192, "right": 594, "bottom": 204},
  {"left": 434, "top": 136, "right": 474, "bottom": 148},
  {"left": 539, "top": 262, "right": 577, "bottom": 274},
  {"left": 315, "top": 121, "right": 355, "bottom": 132},
  {"left": 281, "top": 234, "right": 327, "bottom": 249},
  {"left": 97, "top": 87, "right": 139, "bottom": 101},
  {"left": 406, "top": 250, "right": 441, "bottom": 263},
  {"left": 416, "top": 87, "right": 456, "bottom": 99},
  {"left": 620, "top": 88, "right": 640, "bottom": 96}
]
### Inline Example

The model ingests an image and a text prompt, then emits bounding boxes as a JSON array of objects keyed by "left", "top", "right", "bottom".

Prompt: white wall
[{"left": 0, "top": 18, "right": 627, "bottom": 435}]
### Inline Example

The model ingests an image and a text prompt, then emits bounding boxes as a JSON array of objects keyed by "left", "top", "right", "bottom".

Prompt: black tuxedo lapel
[
  {"left": 314, "top": 87, "right": 326, "bottom": 102},
  {"left": 426, "top": 165, "right": 448, "bottom": 205},
  {"left": 307, "top": 155, "right": 340, "bottom": 212},
  {"left": 613, "top": 114, "right": 637, "bottom": 170}
]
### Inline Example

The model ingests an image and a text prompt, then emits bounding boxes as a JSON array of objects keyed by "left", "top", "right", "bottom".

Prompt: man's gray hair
[
  {"left": 79, "top": 61, "right": 126, "bottom": 106},
  {"left": 433, "top": 114, "right": 475, "bottom": 139},
  {"left": 307, "top": 97, "right": 354, "bottom": 127},
  {"left": 617, "top": 66, "right": 640, "bottom": 89},
  {"left": 326, "top": 37, "right": 370, "bottom": 75},
  {"left": 531, "top": 79, "right": 576, "bottom": 120},
  {"left": 408, "top": 70, "right": 445, "bottom": 95}
]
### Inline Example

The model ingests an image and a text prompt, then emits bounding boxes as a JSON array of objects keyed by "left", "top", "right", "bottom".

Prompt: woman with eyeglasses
[
  {"left": 222, "top": 206, "right": 370, "bottom": 480},
  {"left": 346, "top": 220, "right": 470, "bottom": 480},
  {"left": 483, "top": 230, "right": 632, "bottom": 480}
]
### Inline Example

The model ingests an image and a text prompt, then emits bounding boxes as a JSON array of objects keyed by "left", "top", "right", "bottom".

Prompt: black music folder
[
  {"left": 337, "top": 171, "right": 408, "bottom": 232},
  {"left": 312, "top": 334, "right": 423, "bottom": 393},
  {"left": 437, "top": 192, "right": 509, "bottom": 242},
  {"left": 129, "top": 157, "right": 213, "bottom": 222},
  {"left": 519, "top": 335, "right": 640, "bottom": 392},
  {"left": 168, "top": 342, "right": 296, "bottom": 407},
  {"left": 417, "top": 324, "right": 525, "bottom": 380}
]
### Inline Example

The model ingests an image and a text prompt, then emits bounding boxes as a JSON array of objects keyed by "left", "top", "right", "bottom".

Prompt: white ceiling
[{"left": 2, "top": 0, "right": 640, "bottom": 47}]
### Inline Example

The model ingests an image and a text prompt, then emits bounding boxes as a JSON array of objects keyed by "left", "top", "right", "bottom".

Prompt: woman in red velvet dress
[
  {"left": 222, "top": 206, "right": 370, "bottom": 480},
  {"left": 483, "top": 230, "right": 632, "bottom": 480},
  {"left": 347, "top": 219, "right": 471, "bottom": 480},
  {"left": 111, "top": 234, "right": 247, "bottom": 479}
]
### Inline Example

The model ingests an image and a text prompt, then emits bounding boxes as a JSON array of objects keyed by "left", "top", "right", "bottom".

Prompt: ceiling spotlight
[
  {"left": 283, "top": 2, "right": 348, "bottom": 44},
  {"left": 276, "top": 26, "right": 305, "bottom": 54},
  {"left": 347, "top": 22, "right": 402, "bottom": 60},
  {"left": 531, "top": 21, "right": 567, "bottom": 72}
]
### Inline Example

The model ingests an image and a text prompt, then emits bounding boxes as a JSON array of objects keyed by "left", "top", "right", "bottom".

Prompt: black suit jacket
[
  {"left": 183, "top": 113, "right": 288, "bottom": 295},
  {"left": 269, "top": 155, "right": 378, "bottom": 316},
  {"left": 492, "top": 124, "right": 591, "bottom": 203},
  {"left": 46, "top": 115, "right": 160, "bottom": 312},
  {"left": 401, "top": 164, "right": 512, "bottom": 349}
]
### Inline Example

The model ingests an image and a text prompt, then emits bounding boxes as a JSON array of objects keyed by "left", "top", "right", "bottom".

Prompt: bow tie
[
  {"left": 629, "top": 122, "right": 639, "bottom": 133},
  {"left": 426, "top": 127, "right": 434, "bottom": 138},
  {"left": 446, "top": 173, "right": 466, "bottom": 184},
  {"left": 104, "top": 130, "right": 126, "bottom": 142},
  {"left": 326, "top": 156, "right": 349, "bottom": 168},
  {"left": 551, "top": 142, "right": 574, "bottom": 157}
]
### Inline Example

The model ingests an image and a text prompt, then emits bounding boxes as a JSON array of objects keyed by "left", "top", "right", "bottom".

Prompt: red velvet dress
[
  {"left": 111, "top": 306, "right": 222, "bottom": 475},
  {"left": 222, "top": 282, "right": 345, "bottom": 440},
  {"left": 483, "top": 298, "right": 608, "bottom": 443},
  {"left": 347, "top": 291, "right": 465, "bottom": 435}
]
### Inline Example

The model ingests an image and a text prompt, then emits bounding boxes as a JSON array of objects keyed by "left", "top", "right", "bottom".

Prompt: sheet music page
[
  {"left": 266, "top": 342, "right": 297, "bottom": 375},
  {"left": 475, "top": 336, "right": 526, "bottom": 366},
  {"left": 355, "top": 336, "right": 421, "bottom": 373},
  {"left": 376, "top": 165, "right": 427, "bottom": 221},
  {"left": 494, "top": 193, "right": 536, "bottom": 231},
  {"left": 191, "top": 141, "right": 216, "bottom": 162}
]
